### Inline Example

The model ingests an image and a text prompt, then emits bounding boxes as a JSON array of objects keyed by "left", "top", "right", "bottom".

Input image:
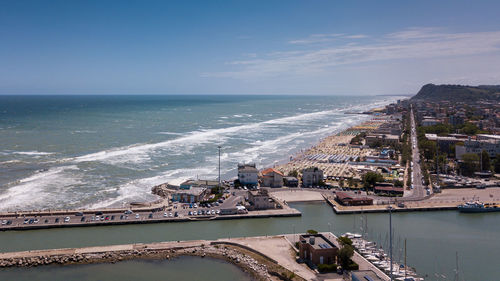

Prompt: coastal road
[{"left": 406, "top": 106, "right": 426, "bottom": 200}]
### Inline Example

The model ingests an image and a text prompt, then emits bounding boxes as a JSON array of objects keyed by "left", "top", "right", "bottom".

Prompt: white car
[
  {"left": 64, "top": 216, "right": 70, "bottom": 222},
  {"left": 216, "top": 210, "right": 220, "bottom": 215},
  {"left": 135, "top": 213, "right": 140, "bottom": 219},
  {"left": 1, "top": 220, "right": 7, "bottom": 225},
  {"left": 169, "top": 213, "right": 173, "bottom": 217},
  {"left": 95, "top": 216, "right": 100, "bottom": 221},
  {"left": 163, "top": 212, "right": 168, "bottom": 217},
  {"left": 211, "top": 210, "right": 215, "bottom": 215}
]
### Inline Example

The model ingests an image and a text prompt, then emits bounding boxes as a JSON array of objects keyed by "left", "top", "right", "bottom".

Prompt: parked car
[
  {"left": 64, "top": 216, "right": 70, "bottom": 222},
  {"left": 81, "top": 217, "right": 85, "bottom": 222},
  {"left": 148, "top": 213, "right": 153, "bottom": 219},
  {"left": 135, "top": 213, "right": 140, "bottom": 219},
  {"left": 55, "top": 218, "right": 60, "bottom": 223},
  {"left": 124, "top": 210, "right": 133, "bottom": 214}
]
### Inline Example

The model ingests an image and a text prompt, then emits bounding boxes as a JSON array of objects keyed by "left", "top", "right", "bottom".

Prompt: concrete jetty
[{"left": 0, "top": 205, "right": 301, "bottom": 232}]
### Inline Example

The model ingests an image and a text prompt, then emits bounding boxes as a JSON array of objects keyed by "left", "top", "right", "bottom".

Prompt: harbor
[{"left": 0, "top": 202, "right": 499, "bottom": 280}]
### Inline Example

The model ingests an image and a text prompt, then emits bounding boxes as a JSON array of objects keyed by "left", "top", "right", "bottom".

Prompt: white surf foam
[
  {"left": 0, "top": 165, "right": 81, "bottom": 211},
  {"left": 12, "top": 151, "right": 55, "bottom": 156}
]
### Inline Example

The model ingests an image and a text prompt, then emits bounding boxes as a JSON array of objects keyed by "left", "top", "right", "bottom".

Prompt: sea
[{"left": 0, "top": 95, "right": 401, "bottom": 211}]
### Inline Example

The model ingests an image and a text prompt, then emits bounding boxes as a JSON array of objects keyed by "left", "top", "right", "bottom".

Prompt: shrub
[
  {"left": 306, "top": 229, "right": 318, "bottom": 235},
  {"left": 346, "top": 261, "right": 359, "bottom": 270},
  {"left": 318, "top": 263, "right": 338, "bottom": 273}
]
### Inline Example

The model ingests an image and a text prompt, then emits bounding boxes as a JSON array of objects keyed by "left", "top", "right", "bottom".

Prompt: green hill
[{"left": 411, "top": 84, "right": 500, "bottom": 102}]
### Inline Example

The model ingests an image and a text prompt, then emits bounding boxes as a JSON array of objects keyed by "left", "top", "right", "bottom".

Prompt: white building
[
  {"left": 238, "top": 163, "right": 259, "bottom": 187},
  {"left": 302, "top": 167, "right": 324, "bottom": 187}
]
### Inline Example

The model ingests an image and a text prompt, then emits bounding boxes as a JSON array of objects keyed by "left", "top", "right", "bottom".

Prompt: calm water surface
[
  {"left": 0, "top": 256, "right": 253, "bottom": 281},
  {"left": 0, "top": 203, "right": 498, "bottom": 280}
]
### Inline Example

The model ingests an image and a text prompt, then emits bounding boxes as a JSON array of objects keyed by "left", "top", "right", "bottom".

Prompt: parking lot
[{"left": 0, "top": 192, "right": 246, "bottom": 230}]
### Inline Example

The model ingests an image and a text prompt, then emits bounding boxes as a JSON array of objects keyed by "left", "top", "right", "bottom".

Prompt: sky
[{"left": 1, "top": 0, "right": 500, "bottom": 95}]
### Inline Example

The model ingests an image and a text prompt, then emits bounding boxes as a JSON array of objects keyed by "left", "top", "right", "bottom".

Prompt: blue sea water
[{"left": 0, "top": 95, "right": 400, "bottom": 211}]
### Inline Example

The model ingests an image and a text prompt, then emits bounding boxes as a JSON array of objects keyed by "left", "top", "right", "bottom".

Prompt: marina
[{"left": 0, "top": 202, "right": 499, "bottom": 280}]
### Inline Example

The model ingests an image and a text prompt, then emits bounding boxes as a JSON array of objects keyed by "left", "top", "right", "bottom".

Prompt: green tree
[
  {"left": 339, "top": 179, "right": 344, "bottom": 188},
  {"left": 337, "top": 236, "right": 353, "bottom": 247},
  {"left": 462, "top": 153, "right": 480, "bottom": 176},
  {"left": 288, "top": 170, "right": 298, "bottom": 178},
  {"left": 362, "top": 172, "right": 384, "bottom": 190},
  {"left": 495, "top": 154, "right": 500, "bottom": 173},
  {"left": 338, "top": 245, "right": 354, "bottom": 269},
  {"left": 462, "top": 122, "right": 480, "bottom": 135},
  {"left": 306, "top": 229, "right": 318, "bottom": 235},
  {"left": 481, "top": 150, "right": 491, "bottom": 171}
]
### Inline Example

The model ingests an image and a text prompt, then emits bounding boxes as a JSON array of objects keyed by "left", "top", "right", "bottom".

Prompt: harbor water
[
  {"left": 0, "top": 256, "right": 253, "bottom": 281},
  {"left": 0, "top": 202, "right": 499, "bottom": 280}
]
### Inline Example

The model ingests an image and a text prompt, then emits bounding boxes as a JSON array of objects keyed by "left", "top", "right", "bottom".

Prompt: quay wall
[{"left": 0, "top": 209, "right": 301, "bottom": 232}]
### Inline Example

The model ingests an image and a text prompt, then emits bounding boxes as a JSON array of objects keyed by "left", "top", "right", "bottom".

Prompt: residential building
[
  {"left": 299, "top": 234, "right": 338, "bottom": 265},
  {"left": 179, "top": 179, "right": 219, "bottom": 190},
  {"left": 260, "top": 168, "right": 284, "bottom": 188},
  {"left": 171, "top": 187, "right": 209, "bottom": 203},
  {"left": 335, "top": 192, "right": 373, "bottom": 206},
  {"left": 365, "top": 134, "right": 399, "bottom": 148},
  {"left": 284, "top": 176, "right": 299, "bottom": 187},
  {"left": 238, "top": 163, "right": 259, "bottom": 187},
  {"left": 421, "top": 117, "right": 441, "bottom": 127},
  {"left": 455, "top": 137, "right": 500, "bottom": 160},
  {"left": 302, "top": 167, "right": 324, "bottom": 187},
  {"left": 247, "top": 189, "right": 275, "bottom": 210}
]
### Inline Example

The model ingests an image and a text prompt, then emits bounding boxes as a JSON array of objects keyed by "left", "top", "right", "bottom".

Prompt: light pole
[
  {"left": 327, "top": 222, "right": 331, "bottom": 234},
  {"left": 217, "top": 145, "right": 222, "bottom": 187},
  {"left": 388, "top": 205, "right": 393, "bottom": 281}
]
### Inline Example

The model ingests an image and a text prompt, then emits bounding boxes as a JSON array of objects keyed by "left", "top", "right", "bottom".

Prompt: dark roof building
[
  {"left": 336, "top": 192, "right": 373, "bottom": 206},
  {"left": 299, "top": 234, "right": 338, "bottom": 266}
]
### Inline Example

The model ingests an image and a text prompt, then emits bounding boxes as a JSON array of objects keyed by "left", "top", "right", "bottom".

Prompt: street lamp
[
  {"left": 217, "top": 145, "right": 222, "bottom": 187},
  {"left": 327, "top": 222, "right": 332, "bottom": 234},
  {"left": 388, "top": 205, "right": 394, "bottom": 281}
]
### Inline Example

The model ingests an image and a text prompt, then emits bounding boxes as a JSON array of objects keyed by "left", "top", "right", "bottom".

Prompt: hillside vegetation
[{"left": 411, "top": 84, "right": 500, "bottom": 102}]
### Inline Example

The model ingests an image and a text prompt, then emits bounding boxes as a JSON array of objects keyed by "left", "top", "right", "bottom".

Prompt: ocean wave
[
  {"left": 85, "top": 166, "right": 215, "bottom": 209},
  {"left": 12, "top": 151, "right": 55, "bottom": 156},
  {"left": 0, "top": 165, "right": 81, "bottom": 211},
  {"left": 68, "top": 103, "right": 372, "bottom": 165}
]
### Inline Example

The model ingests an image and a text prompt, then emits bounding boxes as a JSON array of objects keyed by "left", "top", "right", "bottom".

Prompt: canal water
[
  {"left": 0, "top": 256, "right": 253, "bottom": 281},
  {"left": 1, "top": 202, "right": 499, "bottom": 280}
]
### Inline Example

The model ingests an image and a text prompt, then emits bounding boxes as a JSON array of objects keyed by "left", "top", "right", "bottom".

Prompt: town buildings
[
  {"left": 302, "top": 167, "right": 324, "bottom": 187},
  {"left": 238, "top": 163, "right": 259, "bottom": 187},
  {"left": 335, "top": 192, "right": 373, "bottom": 206},
  {"left": 260, "top": 168, "right": 284, "bottom": 188},
  {"left": 299, "top": 234, "right": 338, "bottom": 265},
  {"left": 247, "top": 189, "right": 275, "bottom": 210},
  {"left": 171, "top": 187, "right": 209, "bottom": 203}
]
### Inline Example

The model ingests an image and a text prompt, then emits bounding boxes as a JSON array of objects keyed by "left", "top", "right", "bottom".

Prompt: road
[{"left": 407, "top": 105, "right": 426, "bottom": 199}]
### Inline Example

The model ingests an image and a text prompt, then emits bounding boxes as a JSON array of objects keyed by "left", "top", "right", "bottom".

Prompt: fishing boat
[{"left": 457, "top": 201, "right": 500, "bottom": 213}]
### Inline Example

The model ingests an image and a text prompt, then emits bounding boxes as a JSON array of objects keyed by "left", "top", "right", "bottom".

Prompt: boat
[{"left": 457, "top": 201, "right": 500, "bottom": 213}]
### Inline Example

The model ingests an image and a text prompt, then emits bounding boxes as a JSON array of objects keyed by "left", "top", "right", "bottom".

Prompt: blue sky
[{"left": 1, "top": 0, "right": 500, "bottom": 95}]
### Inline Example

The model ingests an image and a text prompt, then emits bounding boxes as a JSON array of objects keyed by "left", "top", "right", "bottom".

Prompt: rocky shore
[{"left": 0, "top": 243, "right": 290, "bottom": 281}]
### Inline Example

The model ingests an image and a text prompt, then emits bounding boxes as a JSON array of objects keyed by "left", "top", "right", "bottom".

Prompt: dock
[
  {"left": 0, "top": 206, "right": 300, "bottom": 232},
  {"left": 324, "top": 194, "right": 459, "bottom": 214}
]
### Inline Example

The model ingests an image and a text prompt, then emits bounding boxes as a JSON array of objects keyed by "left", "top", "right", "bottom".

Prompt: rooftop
[{"left": 300, "top": 234, "right": 337, "bottom": 250}]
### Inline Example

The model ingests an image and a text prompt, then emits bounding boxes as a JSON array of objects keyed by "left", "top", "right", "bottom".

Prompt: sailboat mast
[{"left": 404, "top": 239, "right": 407, "bottom": 280}]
